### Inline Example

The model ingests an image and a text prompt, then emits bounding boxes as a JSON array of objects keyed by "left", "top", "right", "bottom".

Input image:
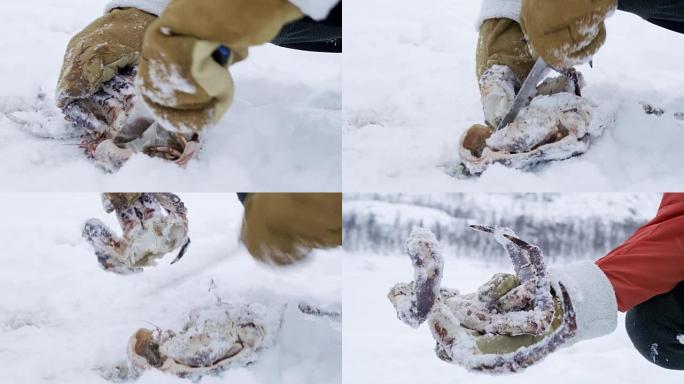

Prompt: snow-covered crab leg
[
  {"left": 60, "top": 70, "right": 144, "bottom": 172},
  {"left": 388, "top": 226, "right": 577, "bottom": 373},
  {"left": 82, "top": 217, "right": 136, "bottom": 274},
  {"left": 153, "top": 193, "right": 191, "bottom": 263},
  {"left": 298, "top": 303, "right": 343, "bottom": 322},
  {"left": 429, "top": 281, "right": 577, "bottom": 373},
  {"left": 62, "top": 70, "right": 137, "bottom": 156},
  {"left": 447, "top": 225, "right": 555, "bottom": 336},
  {"left": 388, "top": 228, "right": 444, "bottom": 328}
]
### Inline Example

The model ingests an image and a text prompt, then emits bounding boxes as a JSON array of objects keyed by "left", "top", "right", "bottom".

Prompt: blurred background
[{"left": 343, "top": 193, "right": 662, "bottom": 262}]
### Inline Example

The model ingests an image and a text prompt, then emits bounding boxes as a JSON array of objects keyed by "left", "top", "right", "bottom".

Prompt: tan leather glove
[
  {"left": 56, "top": 8, "right": 156, "bottom": 108},
  {"left": 476, "top": 18, "right": 535, "bottom": 84},
  {"left": 137, "top": 0, "right": 304, "bottom": 132},
  {"left": 521, "top": 0, "right": 617, "bottom": 68},
  {"left": 240, "top": 193, "right": 342, "bottom": 266},
  {"left": 476, "top": 18, "right": 535, "bottom": 128}
]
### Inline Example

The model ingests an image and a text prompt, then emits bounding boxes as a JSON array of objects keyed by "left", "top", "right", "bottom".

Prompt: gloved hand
[
  {"left": 388, "top": 226, "right": 617, "bottom": 373},
  {"left": 82, "top": 193, "right": 190, "bottom": 274},
  {"left": 476, "top": 18, "right": 535, "bottom": 128},
  {"left": 520, "top": 0, "right": 617, "bottom": 68},
  {"left": 136, "top": 0, "right": 304, "bottom": 132},
  {"left": 240, "top": 193, "right": 342, "bottom": 266},
  {"left": 56, "top": 8, "right": 156, "bottom": 109},
  {"left": 465, "top": 12, "right": 607, "bottom": 176}
]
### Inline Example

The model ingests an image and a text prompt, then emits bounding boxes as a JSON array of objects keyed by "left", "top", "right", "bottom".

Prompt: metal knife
[{"left": 496, "top": 57, "right": 552, "bottom": 131}]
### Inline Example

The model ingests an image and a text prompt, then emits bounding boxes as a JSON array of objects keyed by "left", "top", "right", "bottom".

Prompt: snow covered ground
[
  {"left": 343, "top": 254, "right": 682, "bottom": 384},
  {"left": 0, "top": 1, "right": 341, "bottom": 191},
  {"left": 343, "top": 0, "right": 684, "bottom": 192},
  {"left": 0, "top": 194, "right": 341, "bottom": 383}
]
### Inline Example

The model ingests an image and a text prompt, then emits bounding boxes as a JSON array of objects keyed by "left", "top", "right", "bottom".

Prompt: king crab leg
[
  {"left": 298, "top": 303, "right": 342, "bottom": 321},
  {"left": 428, "top": 282, "right": 577, "bottom": 373},
  {"left": 389, "top": 226, "right": 574, "bottom": 373},
  {"left": 453, "top": 225, "right": 555, "bottom": 335},
  {"left": 64, "top": 70, "right": 136, "bottom": 152},
  {"left": 387, "top": 228, "right": 443, "bottom": 328}
]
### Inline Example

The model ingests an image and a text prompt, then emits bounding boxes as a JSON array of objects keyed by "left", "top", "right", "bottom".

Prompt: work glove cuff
[
  {"left": 549, "top": 261, "right": 617, "bottom": 344},
  {"left": 105, "top": 0, "right": 169, "bottom": 16},
  {"left": 476, "top": 0, "right": 522, "bottom": 29}
]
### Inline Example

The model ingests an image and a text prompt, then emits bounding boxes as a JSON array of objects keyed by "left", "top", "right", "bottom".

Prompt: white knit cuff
[
  {"left": 105, "top": 0, "right": 169, "bottom": 16},
  {"left": 290, "top": 0, "right": 338, "bottom": 20},
  {"left": 476, "top": 0, "right": 521, "bottom": 29},
  {"left": 549, "top": 261, "right": 618, "bottom": 344}
]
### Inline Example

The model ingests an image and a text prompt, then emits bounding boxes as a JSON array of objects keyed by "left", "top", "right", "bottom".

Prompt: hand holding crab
[
  {"left": 388, "top": 226, "right": 578, "bottom": 373},
  {"left": 60, "top": 69, "right": 202, "bottom": 172}
]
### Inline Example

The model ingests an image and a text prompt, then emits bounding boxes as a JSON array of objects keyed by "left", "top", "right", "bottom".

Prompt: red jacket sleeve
[{"left": 596, "top": 193, "right": 684, "bottom": 312}]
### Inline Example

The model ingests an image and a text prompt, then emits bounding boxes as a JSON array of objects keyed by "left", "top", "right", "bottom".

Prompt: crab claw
[
  {"left": 461, "top": 225, "right": 555, "bottom": 334},
  {"left": 175, "top": 133, "right": 200, "bottom": 167},
  {"left": 144, "top": 132, "right": 200, "bottom": 167},
  {"left": 468, "top": 224, "right": 495, "bottom": 233},
  {"left": 170, "top": 238, "right": 191, "bottom": 265}
]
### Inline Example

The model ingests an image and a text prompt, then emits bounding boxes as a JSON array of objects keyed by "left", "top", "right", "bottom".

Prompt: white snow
[
  {"left": 0, "top": 194, "right": 341, "bottom": 383},
  {"left": 0, "top": 0, "right": 340, "bottom": 191},
  {"left": 288, "top": 0, "right": 339, "bottom": 20},
  {"left": 677, "top": 334, "right": 684, "bottom": 345},
  {"left": 344, "top": 254, "right": 682, "bottom": 384},
  {"left": 343, "top": 0, "right": 684, "bottom": 191}
]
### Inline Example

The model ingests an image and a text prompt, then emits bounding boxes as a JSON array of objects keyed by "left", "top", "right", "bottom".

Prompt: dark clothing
[
  {"left": 271, "top": 1, "right": 342, "bottom": 52},
  {"left": 626, "top": 282, "right": 684, "bottom": 370},
  {"left": 237, "top": 193, "right": 249, "bottom": 205},
  {"left": 619, "top": 0, "right": 684, "bottom": 33}
]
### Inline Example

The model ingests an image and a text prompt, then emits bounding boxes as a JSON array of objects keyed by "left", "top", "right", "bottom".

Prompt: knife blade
[{"left": 496, "top": 57, "right": 552, "bottom": 131}]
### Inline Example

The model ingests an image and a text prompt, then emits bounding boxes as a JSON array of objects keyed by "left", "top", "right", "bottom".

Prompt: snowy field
[
  {"left": 0, "top": 194, "right": 341, "bottom": 383},
  {"left": 343, "top": 0, "right": 684, "bottom": 192},
  {"left": 0, "top": 1, "right": 341, "bottom": 191},
  {"left": 343, "top": 254, "right": 682, "bottom": 384}
]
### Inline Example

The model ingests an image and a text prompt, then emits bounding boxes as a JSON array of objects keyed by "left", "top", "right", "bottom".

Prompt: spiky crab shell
[{"left": 127, "top": 303, "right": 285, "bottom": 378}]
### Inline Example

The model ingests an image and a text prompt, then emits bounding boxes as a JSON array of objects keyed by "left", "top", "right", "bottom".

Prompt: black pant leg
[
  {"left": 618, "top": 0, "right": 684, "bottom": 33},
  {"left": 270, "top": 1, "right": 342, "bottom": 53},
  {"left": 625, "top": 281, "right": 684, "bottom": 370}
]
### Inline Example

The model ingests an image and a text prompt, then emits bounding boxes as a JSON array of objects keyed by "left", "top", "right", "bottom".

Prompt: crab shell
[
  {"left": 459, "top": 93, "right": 598, "bottom": 175},
  {"left": 127, "top": 327, "right": 261, "bottom": 378},
  {"left": 459, "top": 126, "right": 591, "bottom": 176},
  {"left": 127, "top": 303, "right": 285, "bottom": 378}
]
